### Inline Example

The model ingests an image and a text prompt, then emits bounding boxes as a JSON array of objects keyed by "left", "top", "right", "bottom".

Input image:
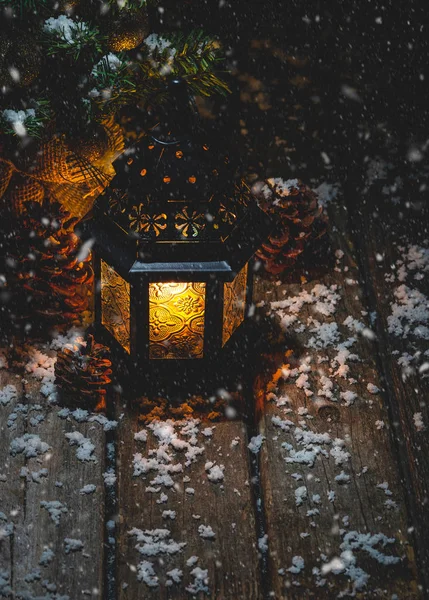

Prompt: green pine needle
[
  {"left": 0, "top": 99, "right": 51, "bottom": 138},
  {"left": 42, "top": 19, "right": 103, "bottom": 61}
]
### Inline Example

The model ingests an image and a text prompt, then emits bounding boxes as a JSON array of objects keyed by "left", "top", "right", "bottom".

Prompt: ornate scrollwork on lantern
[
  {"left": 222, "top": 263, "right": 248, "bottom": 346},
  {"left": 149, "top": 282, "right": 206, "bottom": 359},
  {"left": 101, "top": 260, "right": 131, "bottom": 353},
  {"left": 219, "top": 201, "right": 237, "bottom": 225},
  {"left": 128, "top": 203, "right": 167, "bottom": 237},
  {"left": 175, "top": 208, "right": 206, "bottom": 238},
  {"left": 108, "top": 190, "right": 129, "bottom": 215}
]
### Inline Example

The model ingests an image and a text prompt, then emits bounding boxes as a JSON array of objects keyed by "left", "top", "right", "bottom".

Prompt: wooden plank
[
  {"left": 117, "top": 403, "right": 261, "bottom": 599},
  {"left": 6, "top": 351, "right": 106, "bottom": 599},
  {"left": 346, "top": 179, "right": 429, "bottom": 588},
  {"left": 253, "top": 201, "right": 420, "bottom": 599},
  {"left": 0, "top": 367, "right": 26, "bottom": 598}
]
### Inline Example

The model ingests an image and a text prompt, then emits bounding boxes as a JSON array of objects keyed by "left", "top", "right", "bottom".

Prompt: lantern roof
[{"left": 85, "top": 79, "right": 272, "bottom": 268}]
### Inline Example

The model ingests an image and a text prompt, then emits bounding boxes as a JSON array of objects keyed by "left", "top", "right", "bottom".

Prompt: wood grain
[
  {"left": 0, "top": 369, "right": 26, "bottom": 598},
  {"left": 1, "top": 367, "right": 106, "bottom": 599},
  {"left": 116, "top": 403, "right": 261, "bottom": 600},
  {"left": 253, "top": 201, "right": 420, "bottom": 599},
  {"left": 347, "top": 186, "right": 429, "bottom": 591}
]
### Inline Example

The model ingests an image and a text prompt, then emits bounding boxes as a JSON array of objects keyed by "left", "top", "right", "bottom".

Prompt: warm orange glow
[
  {"left": 101, "top": 260, "right": 131, "bottom": 353},
  {"left": 140, "top": 168, "right": 147, "bottom": 176},
  {"left": 149, "top": 282, "right": 206, "bottom": 359},
  {"left": 175, "top": 150, "right": 183, "bottom": 159},
  {"left": 188, "top": 176, "right": 197, "bottom": 184},
  {"left": 222, "top": 263, "right": 248, "bottom": 346},
  {"left": 163, "top": 176, "right": 171, "bottom": 183}
]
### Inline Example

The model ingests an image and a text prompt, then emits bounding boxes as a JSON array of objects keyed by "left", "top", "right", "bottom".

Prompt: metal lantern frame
[
  {"left": 87, "top": 194, "right": 267, "bottom": 369},
  {"left": 82, "top": 89, "right": 272, "bottom": 378}
]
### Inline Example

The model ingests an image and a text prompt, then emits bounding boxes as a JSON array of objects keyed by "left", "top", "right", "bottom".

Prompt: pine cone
[
  {"left": 4, "top": 198, "right": 94, "bottom": 331},
  {"left": 255, "top": 178, "right": 327, "bottom": 274},
  {"left": 55, "top": 335, "right": 112, "bottom": 409}
]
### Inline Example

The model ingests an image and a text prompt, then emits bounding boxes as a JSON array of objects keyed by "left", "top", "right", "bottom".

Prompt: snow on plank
[
  {"left": 349, "top": 184, "right": 429, "bottom": 585},
  {"left": 0, "top": 368, "right": 26, "bottom": 598},
  {"left": 253, "top": 211, "right": 420, "bottom": 598},
  {"left": 117, "top": 406, "right": 260, "bottom": 599},
  {"left": 9, "top": 362, "right": 106, "bottom": 599}
]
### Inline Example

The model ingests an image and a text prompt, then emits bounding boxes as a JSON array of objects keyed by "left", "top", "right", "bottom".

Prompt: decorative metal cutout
[
  {"left": 149, "top": 282, "right": 206, "bottom": 359},
  {"left": 219, "top": 202, "right": 237, "bottom": 225},
  {"left": 175, "top": 208, "right": 205, "bottom": 238},
  {"left": 108, "top": 189, "right": 129, "bottom": 215},
  {"left": 129, "top": 203, "right": 167, "bottom": 236},
  {"left": 222, "top": 263, "right": 248, "bottom": 346},
  {"left": 101, "top": 260, "right": 131, "bottom": 353}
]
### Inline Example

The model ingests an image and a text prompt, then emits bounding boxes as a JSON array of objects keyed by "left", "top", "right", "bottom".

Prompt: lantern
[{"left": 82, "top": 79, "right": 271, "bottom": 381}]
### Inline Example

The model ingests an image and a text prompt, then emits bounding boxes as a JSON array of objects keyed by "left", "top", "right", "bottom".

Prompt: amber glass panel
[
  {"left": 222, "top": 263, "right": 248, "bottom": 346},
  {"left": 149, "top": 282, "right": 206, "bottom": 359},
  {"left": 101, "top": 260, "right": 131, "bottom": 353}
]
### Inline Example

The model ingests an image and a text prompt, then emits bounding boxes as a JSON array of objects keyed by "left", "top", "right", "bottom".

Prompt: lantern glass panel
[
  {"left": 101, "top": 259, "right": 131, "bottom": 353},
  {"left": 222, "top": 263, "right": 248, "bottom": 346},
  {"left": 149, "top": 282, "right": 206, "bottom": 359}
]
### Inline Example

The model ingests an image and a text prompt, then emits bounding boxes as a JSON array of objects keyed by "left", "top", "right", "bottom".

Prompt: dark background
[{"left": 143, "top": 0, "right": 429, "bottom": 217}]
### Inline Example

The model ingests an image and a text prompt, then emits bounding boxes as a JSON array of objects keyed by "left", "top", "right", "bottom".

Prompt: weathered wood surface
[
  {"left": 0, "top": 369, "right": 25, "bottom": 598},
  {"left": 116, "top": 403, "right": 261, "bottom": 599},
  {"left": 0, "top": 349, "right": 106, "bottom": 599},
  {"left": 347, "top": 182, "right": 429, "bottom": 589},
  {"left": 253, "top": 199, "right": 421, "bottom": 598}
]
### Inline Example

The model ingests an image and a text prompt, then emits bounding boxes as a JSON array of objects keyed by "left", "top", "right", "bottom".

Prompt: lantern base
[{"left": 89, "top": 319, "right": 264, "bottom": 399}]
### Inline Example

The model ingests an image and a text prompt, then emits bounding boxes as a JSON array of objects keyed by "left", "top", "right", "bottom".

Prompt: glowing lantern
[{"left": 82, "top": 79, "right": 271, "bottom": 376}]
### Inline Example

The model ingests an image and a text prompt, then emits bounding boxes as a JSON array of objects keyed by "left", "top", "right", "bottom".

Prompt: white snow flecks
[
  {"left": 205, "top": 463, "right": 225, "bottom": 483},
  {"left": 64, "top": 538, "right": 84, "bottom": 554},
  {"left": 262, "top": 178, "right": 300, "bottom": 201},
  {"left": 258, "top": 534, "right": 269, "bottom": 553},
  {"left": 103, "top": 472, "right": 116, "bottom": 487},
  {"left": 312, "top": 182, "right": 341, "bottom": 207},
  {"left": 43, "top": 15, "right": 89, "bottom": 43},
  {"left": 134, "top": 429, "right": 148, "bottom": 443},
  {"left": 248, "top": 434, "right": 265, "bottom": 454},
  {"left": 58, "top": 408, "right": 117, "bottom": 431},
  {"left": 65, "top": 431, "right": 96, "bottom": 462},
  {"left": 166, "top": 568, "right": 183, "bottom": 585},
  {"left": 20, "top": 467, "right": 48, "bottom": 483},
  {"left": 383, "top": 244, "right": 429, "bottom": 371},
  {"left": 198, "top": 524, "right": 216, "bottom": 540},
  {"left": 186, "top": 567, "right": 209, "bottom": 596},
  {"left": 25, "top": 347, "right": 57, "bottom": 402},
  {"left": 136, "top": 560, "right": 158, "bottom": 587},
  {"left": 288, "top": 555, "right": 305, "bottom": 574},
  {"left": 162, "top": 510, "right": 176, "bottom": 520},
  {"left": 366, "top": 383, "right": 380, "bottom": 395},
  {"left": 413, "top": 412, "right": 426, "bottom": 432},
  {"left": 129, "top": 528, "right": 186, "bottom": 557},
  {"left": 0, "top": 384, "right": 18, "bottom": 406},
  {"left": 339, "top": 531, "right": 400, "bottom": 592},
  {"left": 330, "top": 439, "right": 351, "bottom": 466},
  {"left": 80, "top": 484, "right": 96, "bottom": 495},
  {"left": 39, "top": 548, "right": 55, "bottom": 566},
  {"left": 92, "top": 53, "right": 123, "bottom": 77},
  {"left": 10, "top": 434, "right": 50, "bottom": 458},
  {"left": 295, "top": 486, "right": 308, "bottom": 506},
  {"left": 132, "top": 419, "right": 206, "bottom": 497},
  {"left": 40, "top": 501, "right": 68, "bottom": 526}
]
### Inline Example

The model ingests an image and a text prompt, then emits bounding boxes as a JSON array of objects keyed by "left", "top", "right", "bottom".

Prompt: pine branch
[
  {"left": 0, "top": 99, "right": 51, "bottom": 138},
  {"left": 106, "top": 0, "right": 148, "bottom": 9},
  {"left": 42, "top": 17, "right": 103, "bottom": 61},
  {"left": 0, "top": 0, "right": 49, "bottom": 13},
  {"left": 93, "top": 31, "right": 231, "bottom": 114}
]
